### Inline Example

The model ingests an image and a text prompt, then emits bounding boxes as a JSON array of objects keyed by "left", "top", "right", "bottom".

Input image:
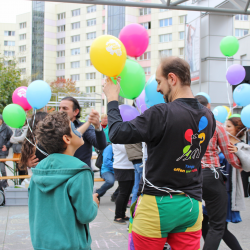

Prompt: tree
[
  {"left": 50, "top": 78, "right": 80, "bottom": 96},
  {"left": 0, "top": 57, "right": 21, "bottom": 113}
]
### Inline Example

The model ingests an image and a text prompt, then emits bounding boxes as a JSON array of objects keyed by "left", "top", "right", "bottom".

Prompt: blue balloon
[
  {"left": 241, "top": 104, "right": 250, "bottom": 128},
  {"left": 233, "top": 84, "right": 250, "bottom": 107},
  {"left": 145, "top": 75, "right": 165, "bottom": 107},
  {"left": 198, "top": 116, "right": 208, "bottom": 132},
  {"left": 196, "top": 92, "right": 211, "bottom": 103},
  {"left": 26, "top": 80, "right": 52, "bottom": 109},
  {"left": 213, "top": 106, "right": 228, "bottom": 123}
]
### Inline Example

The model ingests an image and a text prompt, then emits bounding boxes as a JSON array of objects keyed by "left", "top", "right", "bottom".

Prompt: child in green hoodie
[{"left": 28, "top": 111, "right": 99, "bottom": 250}]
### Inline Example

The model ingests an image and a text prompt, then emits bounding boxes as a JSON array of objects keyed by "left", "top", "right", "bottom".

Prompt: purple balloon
[
  {"left": 119, "top": 105, "right": 140, "bottom": 122},
  {"left": 226, "top": 64, "right": 246, "bottom": 85},
  {"left": 135, "top": 90, "right": 148, "bottom": 114}
]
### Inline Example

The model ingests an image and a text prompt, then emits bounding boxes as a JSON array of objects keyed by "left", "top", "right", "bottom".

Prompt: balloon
[
  {"left": 119, "top": 23, "right": 149, "bottom": 58},
  {"left": 226, "top": 64, "right": 246, "bottom": 85},
  {"left": 136, "top": 90, "right": 148, "bottom": 113},
  {"left": 26, "top": 80, "right": 52, "bottom": 109},
  {"left": 198, "top": 116, "right": 208, "bottom": 132},
  {"left": 119, "top": 105, "right": 140, "bottom": 122},
  {"left": 241, "top": 104, "right": 250, "bottom": 128},
  {"left": 90, "top": 35, "right": 126, "bottom": 77},
  {"left": 220, "top": 36, "right": 239, "bottom": 57},
  {"left": 196, "top": 92, "right": 211, "bottom": 103},
  {"left": 111, "top": 59, "right": 145, "bottom": 100},
  {"left": 213, "top": 106, "right": 228, "bottom": 123},
  {"left": 2, "top": 104, "right": 26, "bottom": 128},
  {"left": 223, "top": 106, "right": 232, "bottom": 118},
  {"left": 229, "top": 114, "right": 241, "bottom": 119},
  {"left": 233, "top": 84, "right": 250, "bottom": 107},
  {"left": 185, "top": 129, "right": 193, "bottom": 143},
  {"left": 12, "top": 86, "right": 32, "bottom": 111},
  {"left": 145, "top": 75, "right": 165, "bottom": 107}
]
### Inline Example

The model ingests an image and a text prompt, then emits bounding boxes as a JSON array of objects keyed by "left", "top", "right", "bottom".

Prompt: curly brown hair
[
  {"left": 20, "top": 112, "right": 48, "bottom": 170},
  {"left": 36, "top": 111, "right": 72, "bottom": 154},
  {"left": 228, "top": 117, "right": 246, "bottom": 139},
  {"left": 160, "top": 56, "right": 191, "bottom": 86}
]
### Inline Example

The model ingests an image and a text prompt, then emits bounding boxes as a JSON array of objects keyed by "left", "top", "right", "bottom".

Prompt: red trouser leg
[
  {"left": 132, "top": 231, "right": 167, "bottom": 250},
  {"left": 167, "top": 230, "right": 202, "bottom": 250}
]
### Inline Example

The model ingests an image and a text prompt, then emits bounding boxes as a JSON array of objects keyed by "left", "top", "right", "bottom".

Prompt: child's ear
[{"left": 62, "top": 135, "right": 71, "bottom": 145}]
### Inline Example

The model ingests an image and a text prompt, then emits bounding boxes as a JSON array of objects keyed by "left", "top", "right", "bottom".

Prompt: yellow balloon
[
  {"left": 90, "top": 35, "right": 127, "bottom": 77},
  {"left": 223, "top": 106, "right": 232, "bottom": 118},
  {"left": 198, "top": 133, "right": 205, "bottom": 144}
]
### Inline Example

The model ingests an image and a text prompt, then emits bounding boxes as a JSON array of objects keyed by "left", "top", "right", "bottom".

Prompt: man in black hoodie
[{"left": 0, "top": 115, "right": 13, "bottom": 176}]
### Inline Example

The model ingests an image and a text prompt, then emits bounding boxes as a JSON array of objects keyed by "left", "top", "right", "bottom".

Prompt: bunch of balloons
[{"left": 2, "top": 80, "right": 51, "bottom": 128}]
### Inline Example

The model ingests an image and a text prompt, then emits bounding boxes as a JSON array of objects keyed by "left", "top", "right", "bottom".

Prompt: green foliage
[{"left": 0, "top": 57, "right": 21, "bottom": 113}]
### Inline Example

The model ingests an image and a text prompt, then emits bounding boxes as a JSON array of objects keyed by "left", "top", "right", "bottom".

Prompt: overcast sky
[{"left": 0, "top": 0, "right": 32, "bottom": 23}]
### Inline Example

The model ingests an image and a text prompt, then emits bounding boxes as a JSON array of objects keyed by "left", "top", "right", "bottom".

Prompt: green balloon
[
  {"left": 3, "top": 104, "right": 26, "bottom": 128},
  {"left": 112, "top": 59, "right": 145, "bottom": 100},
  {"left": 229, "top": 114, "right": 241, "bottom": 119},
  {"left": 220, "top": 36, "right": 239, "bottom": 57}
]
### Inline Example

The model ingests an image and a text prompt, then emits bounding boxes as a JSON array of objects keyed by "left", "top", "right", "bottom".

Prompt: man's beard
[{"left": 164, "top": 83, "right": 172, "bottom": 103}]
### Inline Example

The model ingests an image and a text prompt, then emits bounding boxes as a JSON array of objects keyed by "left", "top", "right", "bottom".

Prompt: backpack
[{"left": 95, "top": 143, "right": 111, "bottom": 169}]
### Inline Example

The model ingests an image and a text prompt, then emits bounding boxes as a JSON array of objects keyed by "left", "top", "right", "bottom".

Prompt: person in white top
[{"left": 112, "top": 144, "right": 134, "bottom": 224}]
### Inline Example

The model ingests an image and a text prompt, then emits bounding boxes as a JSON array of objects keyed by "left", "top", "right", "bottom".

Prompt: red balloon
[{"left": 185, "top": 129, "right": 193, "bottom": 143}]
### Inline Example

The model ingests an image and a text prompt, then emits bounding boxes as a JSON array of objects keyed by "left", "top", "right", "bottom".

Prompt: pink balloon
[
  {"left": 119, "top": 23, "right": 149, "bottom": 58},
  {"left": 12, "top": 86, "right": 32, "bottom": 111}
]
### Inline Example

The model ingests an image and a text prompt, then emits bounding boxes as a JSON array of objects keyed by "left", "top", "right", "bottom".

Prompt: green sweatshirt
[{"left": 28, "top": 153, "right": 98, "bottom": 250}]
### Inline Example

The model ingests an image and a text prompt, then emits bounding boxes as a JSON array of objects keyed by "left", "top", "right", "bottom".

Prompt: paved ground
[{"left": 1, "top": 156, "right": 250, "bottom": 250}]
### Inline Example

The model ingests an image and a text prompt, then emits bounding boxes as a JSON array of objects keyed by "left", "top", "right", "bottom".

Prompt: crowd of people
[{"left": 0, "top": 56, "right": 250, "bottom": 250}]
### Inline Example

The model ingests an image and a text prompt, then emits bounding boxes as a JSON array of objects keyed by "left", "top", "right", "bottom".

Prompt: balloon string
[
  {"left": 32, "top": 109, "right": 36, "bottom": 130},
  {"left": 226, "top": 57, "right": 232, "bottom": 118}
]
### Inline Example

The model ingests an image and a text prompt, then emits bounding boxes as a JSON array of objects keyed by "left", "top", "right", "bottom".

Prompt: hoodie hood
[{"left": 31, "top": 153, "right": 90, "bottom": 193}]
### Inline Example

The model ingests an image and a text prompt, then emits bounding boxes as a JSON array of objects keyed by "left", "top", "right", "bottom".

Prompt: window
[
  {"left": 4, "top": 41, "right": 15, "bottom": 46},
  {"left": 235, "top": 14, "right": 248, "bottom": 21},
  {"left": 140, "top": 22, "right": 151, "bottom": 30},
  {"left": 86, "top": 73, "right": 96, "bottom": 80},
  {"left": 87, "top": 32, "right": 96, "bottom": 40},
  {"left": 4, "top": 51, "right": 15, "bottom": 56},
  {"left": 179, "top": 31, "right": 184, "bottom": 40},
  {"left": 139, "top": 51, "right": 151, "bottom": 60},
  {"left": 19, "top": 45, "right": 26, "bottom": 52},
  {"left": 160, "top": 9, "right": 168, "bottom": 12},
  {"left": 19, "top": 57, "right": 26, "bottom": 63},
  {"left": 72, "top": 9, "right": 80, "bottom": 16},
  {"left": 86, "top": 86, "right": 96, "bottom": 93},
  {"left": 139, "top": 8, "right": 151, "bottom": 16},
  {"left": 87, "top": 5, "right": 96, "bottom": 13},
  {"left": 57, "top": 38, "right": 65, "bottom": 44},
  {"left": 57, "top": 50, "right": 65, "bottom": 57},
  {"left": 159, "top": 49, "right": 172, "bottom": 57},
  {"left": 71, "top": 61, "right": 80, "bottom": 68},
  {"left": 72, "top": 22, "right": 80, "bottom": 29},
  {"left": 19, "top": 34, "right": 26, "bottom": 40},
  {"left": 71, "top": 74, "right": 80, "bottom": 81},
  {"left": 149, "top": 37, "right": 151, "bottom": 44},
  {"left": 21, "top": 68, "right": 26, "bottom": 74},
  {"left": 71, "top": 48, "right": 80, "bottom": 55},
  {"left": 4, "top": 31, "right": 15, "bottom": 36},
  {"left": 57, "top": 12, "right": 66, "bottom": 20},
  {"left": 86, "top": 46, "right": 90, "bottom": 53},
  {"left": 159, "top": 33, "right": 172, "bottom": 43},
  {"left": 86, "top": 59, "right": 92, "bottom": 66},
  {"left": 159, "top": 18, "right": 172, "bottom": 27},
  {"left": 57, "top": 63, "right": 65, "bottom": 70},
  {"left": 103, "top": 30, "right": 106, "bottom": 35},
  {"left": 179, "top": 48, "right": 184, "bottom": 56},
  {"left": 103, "top": 16, "right": 105, "bottom": 23},
  {"left": 71, "top": 35, "right": 80, "bottom": 42},
  {"left": 87, "top": 19, "right": 96, "bottom": 26},
  {"left": 235, "top": 28, "right": 249, "bottom": 37},
  {"left": 57, "top": 75, "right": 65, "bottom": 80},
  {"left": 143, "top": 67, "right": 151, "bottom": 75},
  {"left": 19, "top": 22, "right": 26, "bottom": 29},
  {"left": 179, "top": 15, "right": 186, "bottom": 24},
  {"left": 103, "top": 5, "right": 105, "bottom": 10},
  {"left": 57, "top": 25, "right": 65, "bottom": 32}
]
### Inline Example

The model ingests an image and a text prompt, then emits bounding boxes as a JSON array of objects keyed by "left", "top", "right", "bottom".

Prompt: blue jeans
[
  {"left": 131, "top": 163, "right": 143, "bottom": 205},
  {"left": 96, "top": 171, "right": 115, "bottom": 197}
]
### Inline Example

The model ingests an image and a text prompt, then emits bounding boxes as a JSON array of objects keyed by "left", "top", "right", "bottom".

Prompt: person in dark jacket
[{"left": 0, "top": 114, "right": 13, "bottom": 176}]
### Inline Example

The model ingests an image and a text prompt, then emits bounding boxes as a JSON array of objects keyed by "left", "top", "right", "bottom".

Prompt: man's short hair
[
  {"left": 101, "top": 114, "right": 107, "bottom": 119},
  {"left": 195, "top": 95, "right": 209, "bottom": 107},
  {"left": 160, "top": 56, "right": 191, "bottom": 86},
  {"left": 62, "top": 96, "right": 81, "bottom": 120},
  {"left": 36, "top": 112, "right": 72, "bottom": 154}
]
